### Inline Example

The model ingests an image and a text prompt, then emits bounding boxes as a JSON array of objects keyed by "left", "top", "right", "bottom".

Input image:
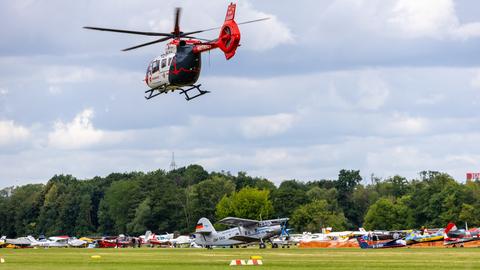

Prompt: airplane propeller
[
  {"left": 280, "top": 220, "right": 291, "bottom": 238},
  {"left": 83, "top": 7, "right": 269, "bottom": 51}
]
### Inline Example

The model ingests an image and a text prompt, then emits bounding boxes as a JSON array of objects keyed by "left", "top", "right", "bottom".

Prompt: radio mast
[{"left": 169, "top": 152, "right": 177, "bottom": 171}]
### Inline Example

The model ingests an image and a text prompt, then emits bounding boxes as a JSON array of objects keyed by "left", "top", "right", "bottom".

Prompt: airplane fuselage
[{"left": 194, "top": 224, "right": 282, "bottom": 247}]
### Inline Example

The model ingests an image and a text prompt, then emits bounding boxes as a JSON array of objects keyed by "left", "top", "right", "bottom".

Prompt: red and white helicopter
[{"left": 84, "top": 3, "right": 268, "bottom": 101}]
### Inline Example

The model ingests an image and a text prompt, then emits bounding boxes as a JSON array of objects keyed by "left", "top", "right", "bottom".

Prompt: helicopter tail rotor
[{"left": 215, "top": 3, "right": 241, "bottom": 60}]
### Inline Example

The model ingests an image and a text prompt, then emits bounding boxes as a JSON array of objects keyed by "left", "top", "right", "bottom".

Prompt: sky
[{"left": 1, "top": 0, "right": 480, "bottom": 187}]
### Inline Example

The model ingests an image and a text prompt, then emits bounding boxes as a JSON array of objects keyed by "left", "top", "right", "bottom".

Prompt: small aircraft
[
  {"left": 405, "top": 227, "right": 444, "bottom": 245},
  {"left": 84, "top": 3, "right": 268, "bottom": 101},
  {"left": 193, "top": 216, "right": 289, "bottom": 249},
  {"left": 356, "top": 236, "right": 407, "bottom": 249},
  {"left": 170, "top": 235, "right": 194, "bottom": 248},
  {"left": 141, "top": 231, "right": 174, "bottom": 247},
  {"left": 2, "top": 236, "right": 33, "bottom": 248},
  {"left": 443, "top": 222, "right": 480, "bottom": 247},
  {"left": 97, "top": 234, "right": 137, "bottom": 248},
  {"left": 27, "top": 235, "right": 70, "bottom": 248}
]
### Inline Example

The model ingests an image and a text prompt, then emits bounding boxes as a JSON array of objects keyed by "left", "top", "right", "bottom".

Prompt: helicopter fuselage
[
  {"left": 84, "top": 3, "right": 263, "bottom": 100},
  {"left": 146, "top": 40, "right": 206, "bottom": 91}
]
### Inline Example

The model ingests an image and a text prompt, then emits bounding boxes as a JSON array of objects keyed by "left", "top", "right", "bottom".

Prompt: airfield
[{"left": 1, "top": 248, "right": 479, "bottom": 270}]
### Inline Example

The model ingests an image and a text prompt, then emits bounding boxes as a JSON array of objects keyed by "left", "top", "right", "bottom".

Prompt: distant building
[{"left": 466, "top": 172, "right": 480, "bottom": 182}]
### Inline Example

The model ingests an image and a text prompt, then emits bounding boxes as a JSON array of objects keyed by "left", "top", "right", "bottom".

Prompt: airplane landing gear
[{"left": 259, "top": 242, "right": 266, "bottom": 249}]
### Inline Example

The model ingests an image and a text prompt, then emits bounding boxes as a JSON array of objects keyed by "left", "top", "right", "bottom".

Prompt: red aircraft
[{"left": 84, "top": 3, "right": 268, "bottom": 100}]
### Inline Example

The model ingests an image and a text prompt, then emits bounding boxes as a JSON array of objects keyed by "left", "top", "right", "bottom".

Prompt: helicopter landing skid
[
  {"left": 178, "top": 84, "right": 210, "bottom": 101},
  {"left": 144, "top": 86, "right": 167, "bottom": 100}
]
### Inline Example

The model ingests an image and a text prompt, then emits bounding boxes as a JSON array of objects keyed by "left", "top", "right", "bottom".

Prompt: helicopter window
[
  {"left": 161, "top": 59, "right": 167, "bottom": 68},
  {"left": 168, "top": 57, "right": 172, "bottom": 66},
  {"left": 152, "top": 61, "right": 159, "bottom": 73}
]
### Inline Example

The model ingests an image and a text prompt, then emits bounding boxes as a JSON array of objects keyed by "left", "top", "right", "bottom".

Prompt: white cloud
[
  {"left": 48, "top": 85, "right": 62, "bottom": 95},
  {"left": 388, "top": 0, "right": 480, "bottom": 40},
  {"left": 236, "top": 2, "right": 294, "bottom": 50},
  {"left": 357, "top": 73, "right": 390, "bottom": 110},
  {"left": 383, "top": 113, "right": 428, "bottom": 136},
  {"left": 48, "top": 109, "right": 104, "bottom": 150},
  {"left": 389, "top": 0, "right": 457, "bottom": 39},
  {"left": 0, "top": 88, "right": 8, "bottom": 96},
  {"left": 472, "top": 71, "right": 480, "bottom": 89},
  {"left": 45, "top": 66, "right": 96, "bottom": 85},
  {"left": 0, "top": 120, "right": 30, "bottom": 145},
  {"left": 240, "top": 113, "right": 295, "bottom": 139}
]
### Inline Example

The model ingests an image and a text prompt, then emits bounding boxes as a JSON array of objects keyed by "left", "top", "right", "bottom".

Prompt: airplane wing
[
  {"left": 218, "top": 217, "right": 259, "bottom": 227},
  {"left": 229, "top": 235, "right": 262, "bottom": 243}
]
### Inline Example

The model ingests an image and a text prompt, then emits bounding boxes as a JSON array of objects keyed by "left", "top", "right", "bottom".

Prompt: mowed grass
[{"left": 0, "top": 247, "right": 479, "bottom": 270}]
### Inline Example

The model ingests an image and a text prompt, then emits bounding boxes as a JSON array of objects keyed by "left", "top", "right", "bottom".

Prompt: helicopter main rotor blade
[
  {"left": 183, "top": 36, "right": 213, "bottom": 42},
  {"left": 173, "top": 7, "right": 181, "bottom": 36},
  {"left": 83, "top": 26, "right": 172, "bottom": 37},
  {"left": 237, "top": 17, "right": 270, "bottom": 26},
  {"left": 181, "top": 17, "right": 270, "bottom": 36},
  {"left": 122, "top": 36, "right": 173, "bottom": 51}
]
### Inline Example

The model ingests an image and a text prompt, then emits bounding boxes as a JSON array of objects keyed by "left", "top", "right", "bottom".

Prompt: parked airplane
[
  {"left": 356, "top": 237, "right": 407, "bottom": 249},
  {"left": 170, "top": 235, "right": 194, "bottom": 247},
  {"left": 193, "top": 216, "right": 289, "bottom": 249},
  {"left": 443, "top": 222, "right": 480, "bottom": 247},
  {"left": 3, "top": 236, "right": 33, "bottom": 248},
  {"left": 67, "top": 237, "right": 88, "bottom": 248},
  {"left": 140, "top": 231, "right": 174, "bottom": 247},
  {"left": 405, "top": 228, "right": 444, "bottom": 245},
  {"left": 28, "top": 235, "right": 69, "bottom": 248}
]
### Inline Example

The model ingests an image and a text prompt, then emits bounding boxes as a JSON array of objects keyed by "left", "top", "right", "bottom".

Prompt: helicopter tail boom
[{"left": 191, "top": 3, "right": 241, "bottom": 59}]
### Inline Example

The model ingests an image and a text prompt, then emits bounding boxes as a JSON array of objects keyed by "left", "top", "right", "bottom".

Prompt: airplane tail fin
[
  {"left": 445, "top": 222, "right": 457, "bottom": 234},
  {"left": 26, "top": 236, "right": 37, "bottom": 243},
  {"left": 215, "top": 3, "right": 241, "bottom": 60},
  {"left": 356, "top": 237, "right": 370, "bottom": 249},
  {"left": 144, "top": 231, "right": 152, "bottom": 241},
  {"left": 195, "top": 217, "right": 217, "bottom": 234}
]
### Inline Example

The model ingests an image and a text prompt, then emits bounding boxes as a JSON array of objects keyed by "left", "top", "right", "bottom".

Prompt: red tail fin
[
  {"left": 216, "top": 3, "right": 241, "bottom": 60},
  {"left": 445, "top": 222, "right": 457, "bottom": 233}
]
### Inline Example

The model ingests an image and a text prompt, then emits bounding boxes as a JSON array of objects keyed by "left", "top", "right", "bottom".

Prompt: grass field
[{"left": 0, "top": 247, "right": 479, "bottom": 270}]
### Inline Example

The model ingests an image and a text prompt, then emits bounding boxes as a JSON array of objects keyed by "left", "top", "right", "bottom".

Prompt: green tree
[
  {"left": 216, "top": 187, "right": 274, "bottom": 220},
  {"left": 363, "top": 197, "right": 414, "bottom": 230},
  {"left": 459, "top": 203, "right": 480, "bottom": 227},
  {"left": 290, "top": 200, "right": 347, "bottom": 232},
  {"left": 8, "top": 184, "right": 43, "bottom": 236},
  {"left": 127, "top": 197, "right": 152, "bottom": 235},
  {"left": 99, "top": 179, "right": 143, "bottom": 234},
  {"left": 74, "top": 194, "right": 95, "bottom": 236},
  {"left": 189, "top": 175, "right": 235, "bottom": 223},
  {"left": 335, "top": 169, "right": 362, "bottom": 228},
  {"left": 272, "top": 180, "right": 308, "bottom": 218}
]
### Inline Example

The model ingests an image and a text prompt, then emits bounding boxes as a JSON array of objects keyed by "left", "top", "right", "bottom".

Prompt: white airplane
[
  {"left": 193, "top": 217, "right": 289, "bottom": 249},
  {"left": 170, "top": 235, "right": 193, "bottom": 247},
  {"left": 4, "top": 236, "right": 33, "bottom": 247},
  {"left": 0, "top": 236, "right": 6, "bottom": 246},
  {"left": 27, "top": 236, "right": 69, "bottom": 248},
  {"left": 67, "top": 237, "right": 88, "bottom": 248},
  {"left": 140, "top": 231, "right": 174, "bottom": 246}
]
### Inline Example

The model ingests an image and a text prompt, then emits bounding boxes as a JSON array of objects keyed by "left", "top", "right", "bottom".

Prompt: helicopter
[{"left": 84, "top": 3, "right": 268, "bottom": 101}]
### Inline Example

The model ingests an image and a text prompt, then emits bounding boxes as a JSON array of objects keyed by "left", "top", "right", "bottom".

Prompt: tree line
[{"left": 1, "top": 165, "right": 479, "bottom": 237}]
